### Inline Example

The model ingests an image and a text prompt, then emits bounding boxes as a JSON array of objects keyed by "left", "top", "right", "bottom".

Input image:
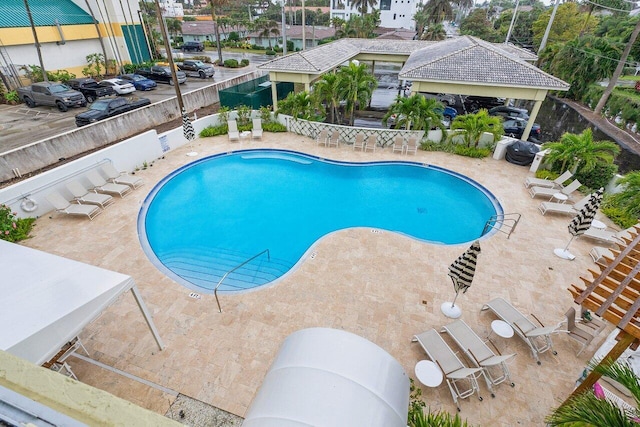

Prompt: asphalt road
[{"left": 0, "top": 51, "right": 272, "bottom": 154}]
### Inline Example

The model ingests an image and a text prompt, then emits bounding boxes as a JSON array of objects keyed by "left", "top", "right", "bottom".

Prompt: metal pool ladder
[
  {"left": 214, "top": 249, "right": 270, "bottom": 313},
  {"left": 483, "top": 213, "right": 521, "bottom": 239}
]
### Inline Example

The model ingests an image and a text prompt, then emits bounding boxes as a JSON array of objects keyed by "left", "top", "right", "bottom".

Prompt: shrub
[
  {"left": 259, "top": 106, "right": 272, "bottom": 123},
  {"left": 240, "top": 59, "right": 249, "bottom": 67},
  {"left": 193, "top": 55, "right": 212, "bottom": 63},
  {"left": 199, "top": 124, "right": 228, "bottom": 137},
  {"left": 4, "top": 90, "right": 20, "bottom": 105},
  {"left": 263, "top": 122, "right": 287, "bottom": 132},
  {"left": 265, "top": 49, "right": 276, "bottom": 56},
  {"left": 601, "top": 199, "right": 639, "bottom": 229},
  {"left": 0, "top": 204, "right": 35, "bottom": 243},
  {"left": 575, "top": 162, "right": 618, "bottom": 191},
  {"left": 453, "top": 145, "right": 492, "bottom": 158},
  {"left": 223, "top": 59, "right": 239, "bottom": 68},
  {"left": 535, "top": 169, "right": 559, "bottom": 180}
]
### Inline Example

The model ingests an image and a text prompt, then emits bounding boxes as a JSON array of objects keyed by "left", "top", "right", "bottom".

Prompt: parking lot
[{"left": 0, "top": 52, "right": 271, "bottom": 154}]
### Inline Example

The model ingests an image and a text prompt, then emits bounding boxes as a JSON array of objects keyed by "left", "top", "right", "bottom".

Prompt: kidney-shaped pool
[{"left": 138, "top": 149, "right": 502, "bottom": 293}]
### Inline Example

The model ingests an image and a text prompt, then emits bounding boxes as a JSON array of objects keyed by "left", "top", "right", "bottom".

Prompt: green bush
[
  {"left": 534, "top": 169, "right": 559, "bottom": 180},
  {"left": 240, "top": 59, "right": 249, "bottom": 67},
  {"left": 199, "top": 124, "right": 228, "bottom": 137},
  {"left": 575, "top": 163, "right": 618, "bottom": 191},
  {"left": 4, "top": 90, "right": 20, "bottom": 104},
  {"left": 601, "top": 201, "right": 639, "bottom": 229},
  {"left": 265, "top": 49, "right": 276, "bottom": 56},
  {"left": 192, "top": 55, "right": 212, "bottom": 63},
  {"left": 263, "top": 122, "right": 287, "bottom": 132},
  {"left": 0, "top": 204, "right": 35, "bottom": 243},
  {"left": 453, "top": 145, "right": 491, "bottom": 158},
  {"left": 223, "top": 59, "right": 239, "bottom": 68}
]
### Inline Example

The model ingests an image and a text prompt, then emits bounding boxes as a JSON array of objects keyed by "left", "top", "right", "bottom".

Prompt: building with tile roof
[
  {"left": 0, "top": 0, "right": 150, "bottom": 89},
  {"left": 258, "top": 36, "right": 569, "bottom": 140},
  {"left": 247, "top": 25, "right": 336, "bottom": 51},
  {"left": 180, "top": 21, "right": 248, "bottom": 45}
]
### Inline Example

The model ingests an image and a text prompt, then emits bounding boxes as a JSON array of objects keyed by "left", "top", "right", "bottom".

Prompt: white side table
[
  {"left": 488, "top": 319, "right": 514, "bottom": 340},
  {"left": 550, "top": 193, "right": 568, "bottom": 204},
  {"left": 415, "top": 360, "right": 443, "bottom": 387}
]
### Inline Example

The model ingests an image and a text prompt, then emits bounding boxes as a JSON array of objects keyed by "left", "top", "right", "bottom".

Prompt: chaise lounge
[{"left": 46, "top": 191, "right": 102, "bottom": 220}]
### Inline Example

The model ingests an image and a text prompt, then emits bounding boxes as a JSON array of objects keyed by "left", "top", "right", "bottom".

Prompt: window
[
  {"left": 380, "top": 0, "right": 391, "bottom": 10},
  {"left": 393, "top": 13, "right": 396, "bottom": 19}
]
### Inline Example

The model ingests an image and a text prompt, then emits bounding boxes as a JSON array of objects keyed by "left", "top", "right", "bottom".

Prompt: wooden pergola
[{"left": 567, "top": 225, "right": 640, "bottom": 398}]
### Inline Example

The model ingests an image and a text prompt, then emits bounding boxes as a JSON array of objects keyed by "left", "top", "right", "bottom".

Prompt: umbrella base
[
  {"left": 554, "top": 248, "right": 576, "bottom": 260},
  {"left": 441, "top": 302, "right": 462, "bottom": 319}
]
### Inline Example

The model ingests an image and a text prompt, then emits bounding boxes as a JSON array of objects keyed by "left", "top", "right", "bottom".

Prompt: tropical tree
[
  {"left": 337, "top": 61, "right": 378, "bottom": 125},
  {"left": 421, "top": 23, "right": 447, "bottom": 41},
  {"left": 276, "top": 91, "right": 321, "bottom": 120},
  {"left": 532, "top": 3, "right": 598, "bottom": 50},
  {"left": 209, "top": 0, "right": 230, "bottom": 64},
  {"left": 546, "top": 360, "right": 640, "bottom": 426},
  {"left": 166, "top": 18, "right": 182, "bottom": 42},
  {"left": 603, "top": 171, "right": 640, "bottom": 220},
  {"left": 312, "top": 72, "right": 344, "bottom": 124},
  {"left": 450, "top": 109, "right": 503, "bottom": 148},
  {"left": 422, "top": 0, "right": 453, "bottom": 24},
  {"left": 382, "top": 94, "right": 447, "bottom": 133},
  {"left": 414, "top": 5, "right": 430, "bottom": 36},
  {"left": 542, "top": 129, "right": 620, "bottom": 176},
  {"left": 459, "top": 9, "right": 502, "bottom": 42},
  {"left": 256, "top": 18, "right": 280, "bottom": 49},
  {"left": 348, "top": 0, "right": 377, "bottom": 14}
]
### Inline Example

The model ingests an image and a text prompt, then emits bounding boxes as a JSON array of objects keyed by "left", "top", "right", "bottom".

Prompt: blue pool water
[{"left": 138, "top": 149, "right": 501, "bottom": 293}]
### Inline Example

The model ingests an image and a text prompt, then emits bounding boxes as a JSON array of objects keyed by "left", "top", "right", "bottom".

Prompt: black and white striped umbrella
[
  {"left": 555, "top": 188, "right": 604, "bottom": 260},
  {"left": 448, "top": 240, "right": 481, "bottom": 298},
  {"left": 182, "top": 109, "right": 195, "bottom": 141},
  {"left": 568, "top": 187, "right": 604, "bottom": 237}
]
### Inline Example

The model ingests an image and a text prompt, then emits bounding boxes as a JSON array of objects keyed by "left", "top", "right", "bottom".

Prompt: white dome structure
[{"left": 243, "top": 327, "right": 410, "bottom": 427}]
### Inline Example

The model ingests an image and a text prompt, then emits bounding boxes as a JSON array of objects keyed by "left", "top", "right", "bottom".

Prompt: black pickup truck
[
  {"left": 75, "top": 96, "right": 151, "bottom": 127},
  {"left": 67, "top": 78, "right": 114, "bottom": 103},
  {"left": 176, "top": 60, "right": 215, "bottom": 79},
  {"left": 135, "top": 66, "right": 187, "bottom": 85}
]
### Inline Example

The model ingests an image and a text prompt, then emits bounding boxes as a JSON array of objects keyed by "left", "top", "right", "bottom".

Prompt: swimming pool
[{"left": 138, "top": 149, "right": 502, "bottom": 293}]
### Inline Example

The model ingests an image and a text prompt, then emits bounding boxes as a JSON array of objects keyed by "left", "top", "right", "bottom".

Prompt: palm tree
[
  {"left": 312, "top": 72, "right": 344, "bottom": 124},
  {"left": 337, "top": 61, "right": 378, "bottom": 126},
  {"left": 166, "top": 18, "right": 182, "bottom": 43},
  {"left": 542, "top": 129, "right": 620, "bottom": 175},
  {"left": 450, "top": 110, "right": 503, "bottom": 148},
  {"left": 414, "top": 5, "right": 430, "bottom": 37},
  {"left": 604, "top": 171, "right": 640, "bottom": 219},
  {"left": 546, "top": 360, "right": 640, "bottom": 426},
  {"left": 422, "top": 0, "right": 453, "bottom": 24},
  {"left": 276, "top": 91, "right": 318, "bottom": 120},
  {"left": 382, "top": 94, "right": 447, "bottom": 133},
  {"left": 209, "top": 0, "right": 230, "bottom": 64},
  {"left": 421, "top": 23, "right": 447, "bottom": 40},
  {"left": 257, "top": 19, "right": 280, "bottom": 49},
  {"left": 348, "top": 0, "right": 377, "bottom": 14}
]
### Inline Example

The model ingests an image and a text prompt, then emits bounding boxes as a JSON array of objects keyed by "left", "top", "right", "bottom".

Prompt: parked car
[
  {"left": 421, "top": 92, "right": 457, "bottom": 107},
  {"left": 488, "top": 106, "right": 529, "bottom": 120},
  {"left": 463, "top": 96, "right": 506, "bottom": 113},
  {"left": 74, "top": 96, "right": 151, "bottom": 127},
  {"left": 180, "top": 41, "right": 204, "bottom": 52},
  {"left": 117, "top": 73, "right": 157, "bottom": 91},
  {"left": 98, "top": 78, "right": 136, "bottom": 95},
  {"left": 135, "top": 66, "right": 187, "bottom": 85},
  {"left": 176, "top": 60, "right": 215, "bottom": 79},
  {"left": 16, "top": 82, "right": 86, "bottom": 111},
  {"left": 502, "top": 117, "right": 542, "bottom": 142},
  {"left": 67, "top": 77, "right": 114, "bottom": 103}
]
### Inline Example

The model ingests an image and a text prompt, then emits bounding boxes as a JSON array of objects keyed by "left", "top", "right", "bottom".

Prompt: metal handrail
[
  {"left": 483, "top": 213, "right": 521, "bottom": 239},
  {"left": 214, "top": 249, "right": 270, "bottom": 313}
]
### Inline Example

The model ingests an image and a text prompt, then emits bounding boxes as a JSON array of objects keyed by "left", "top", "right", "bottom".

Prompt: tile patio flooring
[{"left": 22, "top": 131, "right": 620, "bottom": 425}]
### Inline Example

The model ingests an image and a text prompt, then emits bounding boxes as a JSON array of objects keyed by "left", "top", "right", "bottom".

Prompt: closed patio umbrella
[
  {"left": 441, "top": 240, "right": 481, "bottom": 318},
  {"left": 554, "top": 187, "right": 604, "bottom": 260},
  {"left": 182, "top": 108, "right": 198, "bottom": 157}
]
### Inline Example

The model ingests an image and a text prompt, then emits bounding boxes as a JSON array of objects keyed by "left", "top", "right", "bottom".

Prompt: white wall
[{"left": 7, "top": 40, "right": 105, "bottom": 73}]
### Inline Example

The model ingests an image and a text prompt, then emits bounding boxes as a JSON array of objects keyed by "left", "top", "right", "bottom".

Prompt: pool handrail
[
  {"left": 483, "top": 213, "right": 521, "bottom": 239},
  {"left": 214, "top": 249, "right": 270, "bottom": 313}
]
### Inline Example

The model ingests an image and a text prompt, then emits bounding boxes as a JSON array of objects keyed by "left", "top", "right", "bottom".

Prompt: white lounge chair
[
  {"left": 364, "top": 135, "right": 377, "bottom": 152},
  {"left": 100, "top": 163, "right": 144, "bottom": 189},
  {"left": 412, "top": 329, "right": 484, "bottom": 410},
  {"left": 524, "top": 170, "right": 573, "bottom": 189},
  {"left": 392, "top": 136, "right": 404, "bottom": 154},
  {"left": 529, "top": 179, "right": 581, "bottom": 200},
  {"left": 441, "top": 319, "right": 516, "bottom": 397},
  {"left": 327, "top": 130, "right": 340, "bottom": 148},
  {"left": 228, "top": 120, "right": 240, "bottom": 141},
  {"left": 85, "top": 170, "right": 132, "bottom": 198},
  {"left": 353, "top": 133, "right": 365, "bottom": 151},
  {"left": 65, "top": 180, "right": 114, "bottom": 209},
  {"left": 581, "top": 225, "right": 637, "bottom": 246},
  {"left": 46, "top": 191, "right": 102, "bottom": 220},
  {"left": 316, "top": 129, "right": 328, "bottom": 146},
  {"left": 405, "top": 136, "right": 419, "bottom": 155},
  {"left": 481, "top": 297, "right": 562, "bottom": 365},
  {"left": 590, "top": 246, "right": 616, "bottom": 264},
  {"left": 252, "top": 118, "right": 263, "bottom": 139},
  {"left": 538, "top": 194, "right": 590, "bottom": 216}
]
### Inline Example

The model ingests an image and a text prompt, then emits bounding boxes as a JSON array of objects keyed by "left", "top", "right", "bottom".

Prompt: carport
[{"left": 258, "top": 36, "right": 570, "bottom": 141}]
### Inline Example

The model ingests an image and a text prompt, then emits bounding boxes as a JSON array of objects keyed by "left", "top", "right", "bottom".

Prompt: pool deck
[{"left": 22, "top": 131, "right": 621, "bottom": 425}]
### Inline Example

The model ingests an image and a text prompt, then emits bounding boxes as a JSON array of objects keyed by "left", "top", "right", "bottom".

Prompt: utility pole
[
  {"left": 537, "top": 0, "right": 560, "bottom": 60},
  {"left": 302, "top": 0, "right": 306, "bottom": 50},
  {"left": 153, "top": 0, "right": 185, "bottom": 113},
  {"left": 505, "top": 0, "right": 520, "bottom": 44},
  {"left": 23, "top": 0, "right": 48, "bottom": 82},
  {"left": 281, "top": 0, "right": 287, "bottom": 55}
]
